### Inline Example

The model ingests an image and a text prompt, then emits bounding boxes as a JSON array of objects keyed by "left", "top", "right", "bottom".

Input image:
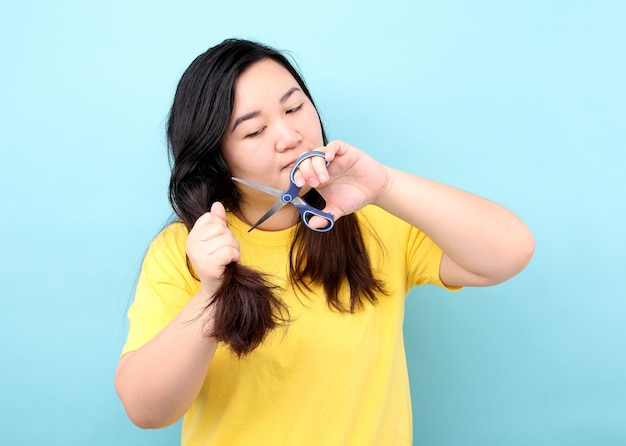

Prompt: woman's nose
[{"left": 274, "top": 120, "right": 301, "bottom": 152}]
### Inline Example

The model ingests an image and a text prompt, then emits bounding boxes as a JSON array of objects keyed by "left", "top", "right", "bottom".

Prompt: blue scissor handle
[
  {"left": 283, "top": 150, "right": 334, "bottom": 232},
  {"left": 281, "top": 151, "right": 329, "bottom": 203},
  {"left": 293, "top": 202, "right": 335, "bottom": 232}
]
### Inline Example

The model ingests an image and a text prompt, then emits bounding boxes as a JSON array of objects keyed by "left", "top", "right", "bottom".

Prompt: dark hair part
[{"left": 167, "top": 38, "right": 385, "bottom": 356}]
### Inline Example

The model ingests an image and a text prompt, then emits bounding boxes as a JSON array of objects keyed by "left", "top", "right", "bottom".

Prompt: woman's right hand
[
  {"left": 186, "top": 202, "right": 240, "bottom": 299},
  {"left": 116, "top": 204, "right": 232, "bottom": 428}
]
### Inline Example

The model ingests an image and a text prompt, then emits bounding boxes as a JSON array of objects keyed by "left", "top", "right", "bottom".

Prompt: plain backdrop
[{"left": 1, "top": 1, "right": 624, "bottom": 445}]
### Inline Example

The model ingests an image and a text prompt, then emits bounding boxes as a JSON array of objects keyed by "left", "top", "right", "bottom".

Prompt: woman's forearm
[
  {"left": 375, "top": 167, "right": 535, "bottom": 286},
  {"left": 114, "top": 292, "right": 218, "bottom": 428}
]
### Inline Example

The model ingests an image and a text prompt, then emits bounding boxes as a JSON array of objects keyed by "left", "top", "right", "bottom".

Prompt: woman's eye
[
  {"left": 246, "top": 127, "right": 265, "bottom": 138},
  {"left": 286, "top": 104, "right": 303, "bottom": 114}
]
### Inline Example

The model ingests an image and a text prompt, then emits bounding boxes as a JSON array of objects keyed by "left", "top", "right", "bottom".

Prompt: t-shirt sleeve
[
  {"left": 404, "top": 223, "right": 460, "bottom": 291},
  {"left": 360, "top": 205, "right": 461, "bottom": 293},
  {"left": 121, "top": 223, "right": 199, "bottom": 356}
]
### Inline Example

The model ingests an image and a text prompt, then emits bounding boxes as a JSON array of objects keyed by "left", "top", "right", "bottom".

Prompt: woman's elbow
[
  {"left": 475, "top": 226, "right": 535, "bottom": 287},
  {"left": 115, "top": 359, "right": 177, "bottom": 429},
  {"left": 126, "top": 412, "right": 173, "bottom": 430},
  {"left": 493, "top": 225, "right": 535, "bottom": 285},
  {"left": 119, "top": 402, "right": 166, "bottom": 430},
  {"left": 512, "top": 225, "right": 535, "bottom": 273},
  {"left": 116, "top": 382, "right": 177, "bottom": 429}
]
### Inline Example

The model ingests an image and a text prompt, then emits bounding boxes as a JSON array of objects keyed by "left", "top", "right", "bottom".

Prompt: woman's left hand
[{"left": 291, "top": 140, "right": 389, "bottom": 228}]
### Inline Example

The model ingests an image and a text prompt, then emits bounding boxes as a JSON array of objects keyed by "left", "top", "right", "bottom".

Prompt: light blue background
[{"left": 1, "top": 1, "right": 624, "bottom": 445}]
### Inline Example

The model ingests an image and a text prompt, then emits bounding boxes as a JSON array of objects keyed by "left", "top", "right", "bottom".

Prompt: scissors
[{"left": 232, "top": 151, "right": 334, "bottom": 232}]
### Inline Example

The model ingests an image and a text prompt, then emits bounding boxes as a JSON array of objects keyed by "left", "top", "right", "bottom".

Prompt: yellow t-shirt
[{"left": 122, "top": 205, "right": 455, "bottom": 445}]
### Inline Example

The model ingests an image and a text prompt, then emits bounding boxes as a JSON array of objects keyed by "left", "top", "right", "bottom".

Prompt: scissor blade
[
  {"left": 247, "top": 199, "right": 287, "bottom": 232},
  {"left": 232, "top": 177, "right": 283, "bottom": 199}
]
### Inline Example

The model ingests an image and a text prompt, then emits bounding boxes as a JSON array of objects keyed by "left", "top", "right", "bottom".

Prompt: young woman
[{"left": 115, "top": 38, "right": 534, "bottom": 445}]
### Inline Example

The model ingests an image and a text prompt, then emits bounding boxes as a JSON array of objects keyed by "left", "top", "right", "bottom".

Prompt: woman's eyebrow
[
  {"left": 279, "top": 87, "right": 301, "bottom": 103},
  {"left": 231, "top": 111, "right": 260, "bottom": 133},
  {"left": 231, "top": 87, "right": 303, "bottom": 133}
]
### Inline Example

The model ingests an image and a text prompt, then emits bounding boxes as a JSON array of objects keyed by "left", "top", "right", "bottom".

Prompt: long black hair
[{"left": 167, "top": 39, "right": 385, "bottom": 355}]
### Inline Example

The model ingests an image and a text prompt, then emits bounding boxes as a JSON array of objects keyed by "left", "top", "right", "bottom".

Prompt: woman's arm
[
  {"left": 115, "top": 295, "right": 218, "bottom": 428},
  {"left": 373, "top": 167, "right": 535, "bottom": 287},
  {"left": 302, "top": 141, "right": 534, "bottom": 287},
  {"left": 115, "top": 202, "right": 239, "bottom": 428}
]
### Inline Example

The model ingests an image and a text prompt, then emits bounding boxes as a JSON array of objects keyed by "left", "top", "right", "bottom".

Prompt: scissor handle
[
  {"left": 283, "top": 151, "right": 334, "bottom": 232},
  {"left": 282, "top": 151, "right": 329, "bottom": 202},
  {"left": 293, "top": 203, "right": 335, "bottom": 232},
  {"left": 289, "top": 150, "right": 329, "bottom": 184}
]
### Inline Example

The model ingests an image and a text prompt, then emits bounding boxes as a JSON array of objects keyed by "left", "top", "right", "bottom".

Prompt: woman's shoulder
[
  {"left": 147, "top": 220, "right": 189, "bottom": 255},
  {"left": 140, "top": 221, "right": 195, "bottom": 285},
  {"left": 356, "top": 205, "right": 408, "bottom": 231},
  {"left": 158, "top": 220, "right": 188, "bottom": 237},
  {"left": 355, "top": 205, "right": 427, "bottom": 249}
]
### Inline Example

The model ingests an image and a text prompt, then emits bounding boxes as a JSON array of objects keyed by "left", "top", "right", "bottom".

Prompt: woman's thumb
[{"left": 210, "top": 201, "right": 227, "bottom": 222}]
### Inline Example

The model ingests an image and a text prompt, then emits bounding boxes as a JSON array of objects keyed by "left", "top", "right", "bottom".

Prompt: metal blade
[
  {"left": 247, "top": 199, "right": 287, "bottom": 232},
  {"left": 231, "top": 177, "right": 283, "bottom": 198}
]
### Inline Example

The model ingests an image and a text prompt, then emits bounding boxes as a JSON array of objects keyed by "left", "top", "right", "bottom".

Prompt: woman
[{"left": 115, "top": 38, "right": 534, "bottom": 445}]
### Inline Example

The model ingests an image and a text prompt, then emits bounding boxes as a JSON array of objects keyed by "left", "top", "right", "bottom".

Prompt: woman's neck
[{"left": 235, "top": 201, "right": 300, "bottom": 232}]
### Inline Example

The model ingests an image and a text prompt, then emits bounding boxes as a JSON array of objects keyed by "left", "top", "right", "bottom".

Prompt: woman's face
[{"left": 221, "top": 58, "right": 324, "bottom": 205}]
